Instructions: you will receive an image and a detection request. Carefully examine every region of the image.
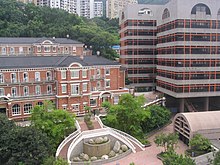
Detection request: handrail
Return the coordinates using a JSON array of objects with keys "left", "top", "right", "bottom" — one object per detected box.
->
[
  {"left": 55, "top": 120, "right": 81, "bottom": 157},
  {"left": 142, "top": 97, "right": 166, "bottom": 108},
  {"left": 96, "top": 116, "right": 145, "bottom": 151}
]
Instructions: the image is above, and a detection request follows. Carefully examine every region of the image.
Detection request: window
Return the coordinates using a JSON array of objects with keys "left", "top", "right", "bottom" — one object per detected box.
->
[
  {"left": 105, "top": 68, "right": 110, "bottom": 75},
  {"left": 71, "top": 84, "right": 79, "bottom": 95},
  {"left": 82, "top": 70, "right": 87, "bottom": 78},
  {"left": 11, "top": 73, "right": 17, "bottom": 83},
  {"left": 24, "top": 103, "right": 32, "bottom": 114},
  {"left": 37, "top": 102, "right": 43, "bottom": 106},
  {"left": 46, "top": 71, "right": 52, "bottom": 81},
  {"left": 83, "top": 102, "right": 88, "bottom": 109},
  {"left": 191, "top": 3, "right": 211, "bottom": 15},
  {"left": 10, "top": 47, "right": 14, "bottom": 54},
  {"left": 44, "top": 46, "right": 50, "bottom": 52},
  {"left": 61, "top": 84, "right": 67, "bottom": 93},
  {"left": 0, "top": 88, "right": 4, "bottom": 96},
  {"left": 19, "top": 47, "right": 23, "bottom": 54},
  {"left": 0, "top": 73, "right": 4, "bottom": 83},
  {"left": 114, "top": 95, "right": 119, "bottom": 104},
  {"left": 12, "top": 104, "right": 21, "bottom": 116},
  {"left": 11, "top": 87, "right": 17, "bottom": 97},
  {"left": 72, "top": 46, "right": 76, "bottom": 52},
  {"left": 35, "top": 72, "right": 40, "bottom": 81},
  {"left": 37, "top": 46, "right": 41, "bottom": 52},
  {"left": 90, "top": 98, "right": 97, "bottom": 107},
  {"left": 23, "top": 72, "right": 28, "bottom": 82},
  {"left": 105, "top": 79, "right": 110, "bottom": 88},
  {"left": 162, "top": 8, "right": 170, "bottom": 20},
  {"left": 52, "top": 46, "right": 56, "bottom": 52},
  {"left": 97, "top": 81, "right": 101, "bottom": 90},
  {"left": 35, "top": 85, "right": 41, "bottom": 95},
  {"left": 1, "top": 47, "right": 6, "bottom": 54},
  {"left": 61, "top": 70, "right": 66, "bottom": 79},
  {"left": 71, "top": 70, "right": 79, "bottom": 79},
  {"left": 72, "top": 104, "right": 79, "bottom": 111},
  {"left": 97, "top": 69, "right": 100, "bottom": 75},
  {"left": 83, "top": 83, "right": 87, "bottom": 92},
  {"left": 47, "top": 85, "right": 52, "bottom": 94},
  {"left": 23, "top": 86, "right": 29, "bottom": 96}
]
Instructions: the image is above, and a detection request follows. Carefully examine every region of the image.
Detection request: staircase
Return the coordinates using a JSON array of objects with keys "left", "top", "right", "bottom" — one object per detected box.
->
[{"left": 184, "top": 99, "right": 197, "bottom": 112}]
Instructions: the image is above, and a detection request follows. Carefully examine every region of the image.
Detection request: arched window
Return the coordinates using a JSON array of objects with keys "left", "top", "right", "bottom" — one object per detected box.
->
[
  {"left": 191, "top": 3, "right": 211, "bottom": 15},
  {"left": 12, "top": 104, "right": 21, "bottom": 116},
  {"left": 37, "top": 101, "right": 43, "bottom": 106},
  {"left": 24, "top": 103, "right": 33, "bottom": 114},
  {"left": 162, "top": 8, "right": 170, "bottom": 20}
]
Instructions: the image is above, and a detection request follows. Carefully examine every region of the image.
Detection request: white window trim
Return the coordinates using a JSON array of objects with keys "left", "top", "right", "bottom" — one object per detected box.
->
[
  {"left": 47, "top": 85, "right": 52, "bottom": 94},
  {"left": 105, "top": 79, "right": 110, "bottom": 88},
  {"left": 82, "top": 69, "right": 87, "bottom": 78},
  {"left": 0, "top": 88, "right": 4, "bottom": 96},
  {"left": 71, "top": 104, "right": 80, "bottom": 111},
  {"left": 44, "top": 46, "right": 50, "bottom": 52},
  {"left": 83, "top": 83, "right": 87, "bottom": 92},
  {"left": 11, "top": 73, "right": 17, "bottom": 83},
  {"left": 62, "top": 104, "right": 68, "bottom": 110},
  {"left": 23, "top": 86, "right": 29, "bottom": 96},
  {"left": 61, "top": 70, "right": 67, "bottom": 79},
  {"left": 105, "top": 68, "right": 110, "bottom": 75},
  {"left": 23, "top": 72, "right": 29, "bottom": 82},
  {"left": 37, "top": 46, "right": 41, "bottom": 52},
  {"left": 23, "top": 103, "right": 33, "bottom": 114},
  {"left": 35, "top": 85, "right": 41, "bottom": 95},
  {"left": 35, "top": 72, "right": 40, "bottom": 81},
  {"left": 90, "top": 98, "right": 97, "bottom": 107},
  {"left": 11, "top": 87, "right": 17, "bottom": 97},
  {"left": 71, "top": 84, "right": 80, "bottom": 95},
  {"left": 0, "top": 73, "right": 4, "bottom": 83},
  {"left": 61, "top": 84, "right": 67, "bottom": 94},
  {"left": 70, "top": 70, "right": 79, "bottom": 79},
  {"left": 12, "top": 104, "right": 21, "bottom": 116},
  {"left": 46, "top": 71, "right": 52, "bottom": 81}
]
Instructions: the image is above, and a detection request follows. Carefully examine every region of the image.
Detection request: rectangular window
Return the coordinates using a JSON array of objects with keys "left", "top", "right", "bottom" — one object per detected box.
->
[
  {"left": 23, "top": 86, "right": 29, "bottom": 96},
  {"left": 62, "top": 104, "right": 67, "bottom": 110},
  {"left": 37, "top": 46, "right": 41, "bottom": 52},
  {"left": 83, "top": 83, "right": 87, "bottom": 92},
  {"left": 105, "top": 68, "right": 110, "bottom": 75},
  {"left": 1, "top": 47, "right": 6, "bottom": 55},
  {"left": 10, "top": 47, "right": 14, "bottom": 54},
  {"left": 46, "top": 71, "right": 52, "bottom": 81},
  {"left": 82, "top": 70, "right": 87, "bottom": 78},
  {"left": 52, "top": 46, "right": 56, "bottom": 52},
  {"left": 71, "top": 70, "right": 79, "bottom": 79},
  {"left": 0, "top": 88, "right": 4, "bottom": 96},
  {"left": 72, "top": 46, "right": 76, "bottom": 52},
  {"left": 61, "top": 70, "right": 66, "bottom": 79},
  {"left": 35, "top": 72, "right": 40, "bottom": 81},
  {"left": 0, "top": 73, "right": 4, "bottom": 83},
  {"left": 71, "top": 84, "right": 79, "bottom": 95},
  {"left": 47, "top": 85, "right": 52, "bottom": 94},
  {"left": 11, "top": 73, "right": 17, "bottom": 83},
  {"left": 19, "top": 47, "right": 23, "bottom": 54},
  {"left": 35, "top": 85, "right": 41, "bottom": 95},
  {"left": 105, "top": 79, "right": 110, "bottom": 88},
  {"left": 11, "top": 87, "right": 17, "bottom": 97},
  {"left": 90, "top": 98, "right": 97, "bottom": 107},
  {"left": 61, "top": 84, "right": 67, "bottom": 93},
  {"left": 23, "top": 72, "right": 28, "bottom": 82},
  {"left": 44, "top": 46, "right": 50, "bottom": 52},
  {"left": 114, "top": 95, "right": 119, "bottom": 104}
]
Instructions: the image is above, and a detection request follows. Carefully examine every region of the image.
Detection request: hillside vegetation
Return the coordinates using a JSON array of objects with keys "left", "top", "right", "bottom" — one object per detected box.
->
[{"left": 0, "top": 0, "right": 119, "bottom": 59}]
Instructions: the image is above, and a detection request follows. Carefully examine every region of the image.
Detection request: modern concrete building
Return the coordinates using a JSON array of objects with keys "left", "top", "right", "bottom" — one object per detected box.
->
[
  {"left": 174, "top": 111, "right": 220, "bottom": 144},
  {"left": 119, "top": 4, "right": 158, "bottom": 92},
  {"left": 94, "top": 0, "right": 103, "bottom": 17},
  {"left": 120, "top": 0, "right": 220, "bottom": 111},
  {"left": 0, "top": 55, "right": 128, "bottom": 120},
  {"left": 106, "top": 0, "right": 138, "bottom": 19}
]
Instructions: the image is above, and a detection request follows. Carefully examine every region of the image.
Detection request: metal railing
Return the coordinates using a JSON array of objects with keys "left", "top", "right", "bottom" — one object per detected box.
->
[{"left": 0, "top": 78, "right": 54, "bottom": 85}]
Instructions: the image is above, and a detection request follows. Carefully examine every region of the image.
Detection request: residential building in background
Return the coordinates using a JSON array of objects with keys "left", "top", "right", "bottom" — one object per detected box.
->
[
  {"left": 120, "top": 0, "right": 220, "bottom": 112},
  {"left": 0, "top": 37, "right": 85, "bottom": 56},
  {"left": 94, "top": 0, "right": 103, "bottom": 17},
  {"left": 0, "top": 56, "right": 128, "bottom": 120},
  {"left": 106, "top": 0, "right": 138, "bottom": 19}
]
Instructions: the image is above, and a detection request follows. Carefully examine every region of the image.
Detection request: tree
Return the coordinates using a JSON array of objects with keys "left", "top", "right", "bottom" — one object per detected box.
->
[
  {"left": 31, "top": 102, "right": 76, "bottom": 150},
  {"left": 162, "top": 151, "right": 196, "bottom": 165},
  {"left": 154, "top": 133, "right": 179, "bottom": 152},
  {"left": 101, "top": 101, "right": 111, "bottom": 112},
  {"left": 189, "top": 134, "right": 211, "bottom": 152},
  {"left": 142, "top": 105, "right": 171, "bottom": 132},
  {"left": 104, "top": 94, "right": 150, "bottom": 141},
  {"left": 214, "top": 151, "right": 220, "bottom": 165},
  {"left": 0, "top": 114, "right": 52, "bottom": 165},
  {"left": 43, "top": 156, "right": 68, "bottom": 165}
]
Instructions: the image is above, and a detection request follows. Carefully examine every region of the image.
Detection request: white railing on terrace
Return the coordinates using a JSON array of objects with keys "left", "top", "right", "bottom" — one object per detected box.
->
[
  {"left": 142, "top": 97, "right": 166, "bottom": 108},
  {"left": 67, "top": 128, "right": 137, "bottom": 163},
  {"left": 55, "top": 120, "right": 81, "bottom": 157},
  {"left": 95, "top": 116, "right": 145, "bottom": 151}
]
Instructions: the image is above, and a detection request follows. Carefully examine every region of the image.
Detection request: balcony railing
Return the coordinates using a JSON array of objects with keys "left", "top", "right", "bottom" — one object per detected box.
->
[
  {"left": 90, "top": 75, "right": 106, "bottom": 81},
  {"left": 0, "top": 78, "right": 54, "bottom": 85},
  {"left": 10, "top": 92, "right": 55, "bottom": 99}
]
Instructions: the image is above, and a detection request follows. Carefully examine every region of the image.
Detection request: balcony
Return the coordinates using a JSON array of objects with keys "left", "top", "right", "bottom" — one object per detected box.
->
[
  {"left": 0, "top": 78, "right": 54, "bottom": 85},
  {"left": 10, "top": 92, "right": 55, "bottom": 99}
]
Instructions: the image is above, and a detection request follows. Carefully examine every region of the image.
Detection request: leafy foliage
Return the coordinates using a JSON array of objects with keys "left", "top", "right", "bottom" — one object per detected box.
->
[
  {"left": 43, "top": 156, "right": 68, "bottom": 165},
  {"left": 142, "top": 105, "right": 171, "bottom": 133},
  {"left": 31, "top": 101, "right": 76, "bottom": 150},
  {"left": 103, "top": 94, "right": 150, "bottom": 142},
  {"left": 214, "top": 151, "right": 220, "bottom": 165},
  {"left": 162, "top": 151, "right": 196, "bottom": 165},
  {"left": 0, "top": 0, "right": 119, "bottom": 59},
  {"left": 189, "top": 134, "right": 211, "bottom": 152},
  {"left": 154, "top": 133, "right": 179, "bottom": 152},
  {"left": 0, "top": 114, "right": 52, "bottom": 165}
]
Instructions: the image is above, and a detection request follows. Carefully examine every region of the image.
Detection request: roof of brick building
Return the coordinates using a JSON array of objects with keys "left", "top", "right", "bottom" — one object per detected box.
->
[
  {"left": 0, "top": 37, "right": 82, "bottom": 44},
  {"left": 0, "top": 55, "right": 120, "bottom": 69}
]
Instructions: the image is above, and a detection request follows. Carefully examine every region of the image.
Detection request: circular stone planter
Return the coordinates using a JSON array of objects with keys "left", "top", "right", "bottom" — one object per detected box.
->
[{"left": 83, "top": 140, "right": 111, "bottom": 157}]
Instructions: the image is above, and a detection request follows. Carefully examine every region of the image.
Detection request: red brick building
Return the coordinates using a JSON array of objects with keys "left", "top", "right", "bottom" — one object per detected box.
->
[
  {"left": 0, "top": 37, "right": 85, "bottom": 56},
  {"left": 0, "top": 56, "right": 128, "bottom": 120}
]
